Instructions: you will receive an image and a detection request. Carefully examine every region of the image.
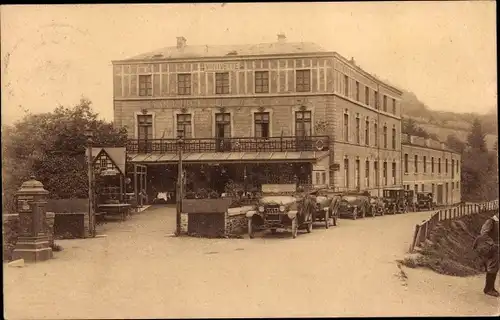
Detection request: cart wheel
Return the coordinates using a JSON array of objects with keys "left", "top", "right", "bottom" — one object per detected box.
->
[
  {"left": 325, "top": 210, "right": 330, "bottom": 229},
  {"left": 248, "top": 220, "right": 254, "bottom": 239},
  {"left": 271, "top": 228, "right": 277, "bottom": 234},
  {"left": 291, "top": 219, "right": 298, "bottom": 238}
]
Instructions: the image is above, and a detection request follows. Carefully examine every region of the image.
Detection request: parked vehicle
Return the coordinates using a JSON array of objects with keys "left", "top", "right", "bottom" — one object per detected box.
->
[
  {"left": 404, "top": 189, "right": 416, "bottom": 212},
  {"left": 416, "top": 192, "right": 434, "bottom": 211},
  {"left": 246, "top": 184, "right": 315, "bottom": 239},
  {"left": 337, "top": 193, "right": 370, "bottom": 220},
  {"left": 369, "top": 196, "right": 385, "bottom": 217},
  {"left": 382, "top": 188, "right": 406, "bottom": 214},
  {"left": 310, "top": 189, "right": 342, "bottom": 228}
]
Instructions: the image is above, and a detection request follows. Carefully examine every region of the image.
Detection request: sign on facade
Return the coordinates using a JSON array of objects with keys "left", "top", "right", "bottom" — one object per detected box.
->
[{"left": 200, "top": 62, "right": 240, "bottom": 71}]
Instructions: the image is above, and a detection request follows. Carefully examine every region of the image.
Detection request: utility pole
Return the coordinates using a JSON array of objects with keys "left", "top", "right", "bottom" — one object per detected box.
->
[
  {"left": 176, "top": 129, "right": 184, "bottom": 236},
  {"left": 85, "top": 128, "right": 95, "bottom": 237}
]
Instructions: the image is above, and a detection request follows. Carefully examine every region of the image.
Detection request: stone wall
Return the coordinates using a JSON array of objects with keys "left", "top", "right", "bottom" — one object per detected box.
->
[
  {"left": 179, "top": 205, "right": 252, "bottom": 237},
  {"left": 3, "top": 214, "right": 20, "bottom": 261},
  {"left": 54, "top": 213, "right": 87, "bottom": 239},
  {"left": 225, "top": 205, "right": 253, "bottom": 236},
  {"left": 46, "top": 199, "right": 91, "bottom": 238},
  {"left": 180, "top": 212, "right": 188, "bottom": 234},
  {"left": 226, "top": 214, "right": 247, "bottom": 236}
]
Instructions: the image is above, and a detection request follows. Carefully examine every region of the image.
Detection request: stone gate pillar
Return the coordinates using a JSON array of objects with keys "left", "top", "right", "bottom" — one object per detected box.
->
[{"left": 12, "top": 176, "right": 53, "bottom": 262}]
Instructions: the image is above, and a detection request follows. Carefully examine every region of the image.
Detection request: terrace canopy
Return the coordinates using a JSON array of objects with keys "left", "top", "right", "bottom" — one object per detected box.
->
[{"left": 127, "top": 151, "right": 329, "bottom": 164}]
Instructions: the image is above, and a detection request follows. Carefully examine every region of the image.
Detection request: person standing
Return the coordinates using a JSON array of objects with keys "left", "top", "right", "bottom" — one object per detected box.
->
[{"left": 473, "top": 212, "right": 499, "bottom": 297}]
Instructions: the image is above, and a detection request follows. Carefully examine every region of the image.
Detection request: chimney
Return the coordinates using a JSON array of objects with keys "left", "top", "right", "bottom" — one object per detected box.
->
[
  {"left": 277, "top": 33, "right": 286, "bottom": 44},
  {"left": 440, "top": 142, "right": 446, "bottom": 150},
  {"left": 409, "top": 135, "right": 415, "bottom": 144},
  {"left": 425, "top": 138, "right": 431, "bottom": 147},
  {"left": 350, "top": 57, "right": 356, "bottom": 65},
  {"left": 176, "top": 36, "right": 187, "bottom": 49}
]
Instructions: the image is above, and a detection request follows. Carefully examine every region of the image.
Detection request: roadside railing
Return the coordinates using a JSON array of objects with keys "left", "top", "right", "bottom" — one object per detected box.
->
[{"left": 409, "top": 199, "right": 499, "bottom": 253}]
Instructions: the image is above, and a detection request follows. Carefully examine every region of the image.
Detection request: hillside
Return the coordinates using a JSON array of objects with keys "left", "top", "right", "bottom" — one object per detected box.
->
[{"left": 401, "top": 90, "right": 498, "bottom": 149}]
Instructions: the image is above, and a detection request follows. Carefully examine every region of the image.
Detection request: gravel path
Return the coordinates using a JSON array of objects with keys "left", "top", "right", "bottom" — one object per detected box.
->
[{"left": 4, "top": 205, "right": 499, "bottom": 318}]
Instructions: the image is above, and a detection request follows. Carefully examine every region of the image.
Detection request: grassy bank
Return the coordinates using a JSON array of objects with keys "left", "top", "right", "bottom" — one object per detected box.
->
[{"left": 400, "top": 210, "right": 498, "bottom": 277}]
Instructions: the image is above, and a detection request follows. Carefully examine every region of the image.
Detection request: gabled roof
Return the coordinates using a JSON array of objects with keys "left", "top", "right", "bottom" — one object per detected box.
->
[
  {"left": 123, "top": 42, "right": 327, "bottom": 61},
  {"left": 86, "top": 147, "right": 126, "bottom": 175}
]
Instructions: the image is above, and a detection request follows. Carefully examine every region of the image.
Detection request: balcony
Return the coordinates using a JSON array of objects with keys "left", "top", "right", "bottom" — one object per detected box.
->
[{"left": 127, "top": 136, "right": 330, "bottom": 154}]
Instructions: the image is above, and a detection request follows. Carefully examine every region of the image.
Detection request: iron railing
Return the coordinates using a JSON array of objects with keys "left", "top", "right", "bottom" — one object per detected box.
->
[{"left": 126, "top": 136, "right": 330, "bottom": 153}]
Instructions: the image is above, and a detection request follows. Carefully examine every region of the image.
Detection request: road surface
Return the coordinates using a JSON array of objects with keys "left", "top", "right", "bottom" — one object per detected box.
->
[{"left": 4, "top": 205, "right": 499, "bottom": 318}]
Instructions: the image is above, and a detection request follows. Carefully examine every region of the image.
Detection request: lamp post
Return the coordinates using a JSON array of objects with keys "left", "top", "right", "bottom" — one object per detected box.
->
[
  {"left": 84, "top": 128, "right": 95, "bottom": 238},
  {"left": 176, "top": 128, "right": 184, "bottom": 236}
]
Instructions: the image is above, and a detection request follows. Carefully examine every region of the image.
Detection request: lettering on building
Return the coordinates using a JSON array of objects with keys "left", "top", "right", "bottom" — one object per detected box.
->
[{"left": 200, "top": 62, "right": 240, "bottom": 71}]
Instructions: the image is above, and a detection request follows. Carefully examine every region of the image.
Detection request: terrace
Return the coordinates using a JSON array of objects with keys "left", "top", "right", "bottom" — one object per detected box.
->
[{"left": 126, "top": 135, "right": 330, "bottom": 154}]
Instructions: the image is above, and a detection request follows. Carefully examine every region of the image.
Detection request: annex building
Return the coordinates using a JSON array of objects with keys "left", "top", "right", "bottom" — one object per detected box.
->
[{"left": 112, "top": 34, "right": 461, "bottom": 205}]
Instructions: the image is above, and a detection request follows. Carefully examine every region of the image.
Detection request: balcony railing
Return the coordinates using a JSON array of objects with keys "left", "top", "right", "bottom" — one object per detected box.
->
[{"left": 127, "top": 136, "right": 330, "bottom": 153}]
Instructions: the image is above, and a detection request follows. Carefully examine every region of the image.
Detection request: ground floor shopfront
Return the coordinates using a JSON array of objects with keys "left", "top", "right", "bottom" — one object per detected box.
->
[{"left": 128, "top": 150, "right": 331, "bottom": 201}]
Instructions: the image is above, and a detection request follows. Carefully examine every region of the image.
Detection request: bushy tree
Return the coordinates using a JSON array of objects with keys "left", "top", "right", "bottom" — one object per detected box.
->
[
  {"left": 461, "top": 118, "right": 498, "bottom": 201},
  {"left": 466, "top": 118, "right": 488, "bottom": 152},
  {"left": 402, "top": 117, "right": 439, "bottom": 140},
  {"left": 2, "top": 99, "right": 127, "bottom": 213},
  {"left": 446, "top": 134, "right": 466, "bottom": 154}
]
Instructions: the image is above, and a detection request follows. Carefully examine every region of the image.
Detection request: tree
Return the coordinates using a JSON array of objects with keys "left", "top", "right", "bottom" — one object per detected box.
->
[
  {"left": 2, "top": 99, "right": 128, "bottom": 212},
  {"left": 446, "top": 134, "right": 466, "bottom": 154},
  {"left": 460, "top": 118, "right": 498, "bottom": 201},
  {"left": 402, "top": 117, "right": 435, "bottom": 139},
  {"left": 466, "top": 118, "right": 487, "bottom": 152}
]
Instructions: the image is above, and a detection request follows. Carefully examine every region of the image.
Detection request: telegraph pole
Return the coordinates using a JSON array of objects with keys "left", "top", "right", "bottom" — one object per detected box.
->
[
  {"left": 176, "top": 129, "right": 184, "bottom": 235},
  {"left": 85, "top": 129, "right": 95, "bottom": 237}
]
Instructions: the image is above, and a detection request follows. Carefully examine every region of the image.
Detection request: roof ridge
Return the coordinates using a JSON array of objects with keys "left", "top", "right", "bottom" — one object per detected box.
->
[{"left": 124, "top": 41, "right": 327, "bottom": 61}]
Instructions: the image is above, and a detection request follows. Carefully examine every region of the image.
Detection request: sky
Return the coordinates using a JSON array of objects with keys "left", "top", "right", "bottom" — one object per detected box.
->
[{"left": 1, "top": 2, "right": 497, "bottom": 126}]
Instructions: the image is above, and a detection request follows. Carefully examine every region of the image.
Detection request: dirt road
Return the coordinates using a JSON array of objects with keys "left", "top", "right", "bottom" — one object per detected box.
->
[{"left": 4, "top": 206, "right": 499, "bottom": 318}]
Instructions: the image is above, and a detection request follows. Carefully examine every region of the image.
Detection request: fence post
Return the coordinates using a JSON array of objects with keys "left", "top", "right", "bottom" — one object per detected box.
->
[
  {"left": 423, "top": 222, "right": 428, "bottom": 241},
  {"left": 410, "top": 224, "right": 421, "bottom": 252}
]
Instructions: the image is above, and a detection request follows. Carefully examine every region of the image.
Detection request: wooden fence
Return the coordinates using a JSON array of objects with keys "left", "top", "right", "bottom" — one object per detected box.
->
[{"left": 409, "top": 199, "right": 499, "bottom": 253}]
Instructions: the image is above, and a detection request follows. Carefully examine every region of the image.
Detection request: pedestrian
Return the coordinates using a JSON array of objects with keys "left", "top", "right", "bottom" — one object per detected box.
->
[{"left": 473, "top": 212, "right": 499, "bottom": 297}]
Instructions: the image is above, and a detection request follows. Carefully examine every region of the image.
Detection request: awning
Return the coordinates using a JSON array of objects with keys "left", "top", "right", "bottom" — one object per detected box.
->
[{"left": 128, "top": 151, "right": 329, "bottom": 164}]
